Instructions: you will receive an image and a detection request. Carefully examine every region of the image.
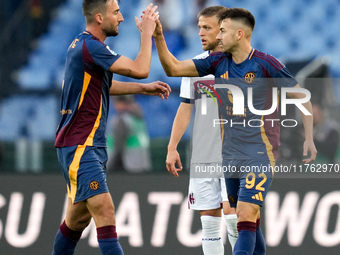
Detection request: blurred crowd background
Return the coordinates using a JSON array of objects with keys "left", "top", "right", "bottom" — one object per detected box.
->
[{"left": 0, "top": 0, "right": 339, "bottom": 173}]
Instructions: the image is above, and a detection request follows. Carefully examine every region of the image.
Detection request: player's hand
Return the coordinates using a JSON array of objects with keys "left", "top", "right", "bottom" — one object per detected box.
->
[
  {"left": 302, "top": 139, "right": 317, "bottom": 163},
  {"left": 135, "top": 3, "right": 159, "bottom": 36},
  {"left": 166, "top": 148, "right": 183, "bottom": 177},
  {"left": 153, "top": 19, "right": 163, "bottom": 38},
  {"left": 141, "top": 81, "right": 171, "bottom": 100}
]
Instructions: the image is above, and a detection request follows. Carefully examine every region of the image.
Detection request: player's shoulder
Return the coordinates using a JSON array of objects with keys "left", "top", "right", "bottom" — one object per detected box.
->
[
  {"left": 193, "top": 51, "right": 229, "bottom": 60},
  {"left": 84, "top": 33, "right": 119, "bottom": 56},
  {"left": 210, "top": 51, "right": 230, "bottom": 58},
  {"left": 251, "top": 49, "right": 284, "bottom": 71},
  {"left": 193, "top": 51, "right": 209, "bottom": 60},
  {"left": 82, "top": 31, "right": 106, "bottom": 48},
  {"left": 210, "top": 51, "right": 231, "bottom": 64}
]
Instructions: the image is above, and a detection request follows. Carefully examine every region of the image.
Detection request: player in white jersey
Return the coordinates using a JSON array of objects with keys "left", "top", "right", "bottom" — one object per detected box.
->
[{"left": 165, "top": 6, "right": 238, "bottom": 254}]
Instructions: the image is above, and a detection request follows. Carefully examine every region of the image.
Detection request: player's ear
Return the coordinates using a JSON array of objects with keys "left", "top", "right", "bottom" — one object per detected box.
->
[
  {"left": 94, "top": 13, "right": 104, "bottom": 24},
  {"left": 236, "top": 29, "right": 243, "bottom": 40}
]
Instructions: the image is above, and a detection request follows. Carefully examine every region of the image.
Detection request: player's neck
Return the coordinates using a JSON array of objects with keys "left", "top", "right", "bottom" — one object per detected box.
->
[
  {"left": 210, "top": 47, "right": 220, "bottom": 53},
  {"left": 85, "top": 25, "right": 107, "bottom": 43},
  {"left": 231, "top": 44, "right": 252, "bottom": 64}
]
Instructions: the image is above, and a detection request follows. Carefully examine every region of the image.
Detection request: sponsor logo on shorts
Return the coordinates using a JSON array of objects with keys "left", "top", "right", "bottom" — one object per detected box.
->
[
  {"left": 90, "top": 180, "right": 99, "bottom": 190},
  {"left": 188, "top": 193, "right": 195, "bottom": 204},
  {"left": 228, "top": 194, "right": 235, "bottom": 204},
  {"left": 202, "top": 237, "right": 222, "bottom": 241},
  {"left": 252, "top": 192, "right": 264, "bottom": 201}
]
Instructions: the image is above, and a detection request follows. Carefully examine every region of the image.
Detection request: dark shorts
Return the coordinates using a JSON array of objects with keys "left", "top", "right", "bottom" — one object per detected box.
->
[
  {"left": 223, "top": 159, "right": 274, "bottom": 207},
  {"left": 57, "top": 145, "right": 109, "bottom": 204}
]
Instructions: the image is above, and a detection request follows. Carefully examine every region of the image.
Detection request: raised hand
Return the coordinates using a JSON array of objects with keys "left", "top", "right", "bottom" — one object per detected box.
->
[
  {"left": 135, "top": 3, "right": 159, "bottom": 35},
  {"left": 153, "top": 19, "right": 163, "bottom": 38}
]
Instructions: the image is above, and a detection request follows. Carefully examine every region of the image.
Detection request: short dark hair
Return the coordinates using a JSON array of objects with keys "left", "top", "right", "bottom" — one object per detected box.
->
[
  {"left": 197, "top": 6, "right": 228, "bottom": 22},
  {"left": 219, "top": 8, "right": 255, "bottom": 31},
  {"left": 82, "top": 0, "right": 119, "bottom": 22}
]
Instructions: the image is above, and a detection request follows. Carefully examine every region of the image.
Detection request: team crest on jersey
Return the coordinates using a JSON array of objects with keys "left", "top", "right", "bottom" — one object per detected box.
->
[
  {"left": 194, "top": 80, "right": 215, "bottom": 94},
  {"left": 189, "top": 193, "right": 195, "bottom": 204},
  {"left": 193, "top": 80, "right": 222, "bottom": 106},
  {"left": 244, "top": 72, "right": 255, "bottom": 84},
  {"left": 90, "top": 180, "right": 100, "bottom": 190}
]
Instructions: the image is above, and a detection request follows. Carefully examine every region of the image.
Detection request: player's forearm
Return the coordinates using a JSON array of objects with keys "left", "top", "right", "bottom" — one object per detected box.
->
[
  {"left": 133, "top": 32, "right": 153, "bottom": 78},
  {"left": 110, "top": 81, "right": 145, "bottom": 95},
  {"left": 168, "top": 103, "right": 191, "bottom": 150}
]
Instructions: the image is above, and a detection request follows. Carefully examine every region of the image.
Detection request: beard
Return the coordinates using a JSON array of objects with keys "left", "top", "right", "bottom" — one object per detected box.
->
[
  {"left": 203, "top": 40, "right": 220, "bottom": 51},
  {"left": 103, "top": 25, "right": 119, "bottom": 37},
  {"left": 106, "top": 31, "right": 118, "bottom": 37}
]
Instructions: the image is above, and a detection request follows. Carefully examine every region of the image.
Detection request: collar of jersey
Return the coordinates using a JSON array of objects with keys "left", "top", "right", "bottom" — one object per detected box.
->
[{"left": 231, "top": 48, "right": 254, "bottom": 68}]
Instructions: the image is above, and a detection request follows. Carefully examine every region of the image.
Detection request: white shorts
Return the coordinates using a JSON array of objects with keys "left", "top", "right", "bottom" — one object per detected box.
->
[{"left": 188, "top": 163, "right": 228, "bottom": 210}]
